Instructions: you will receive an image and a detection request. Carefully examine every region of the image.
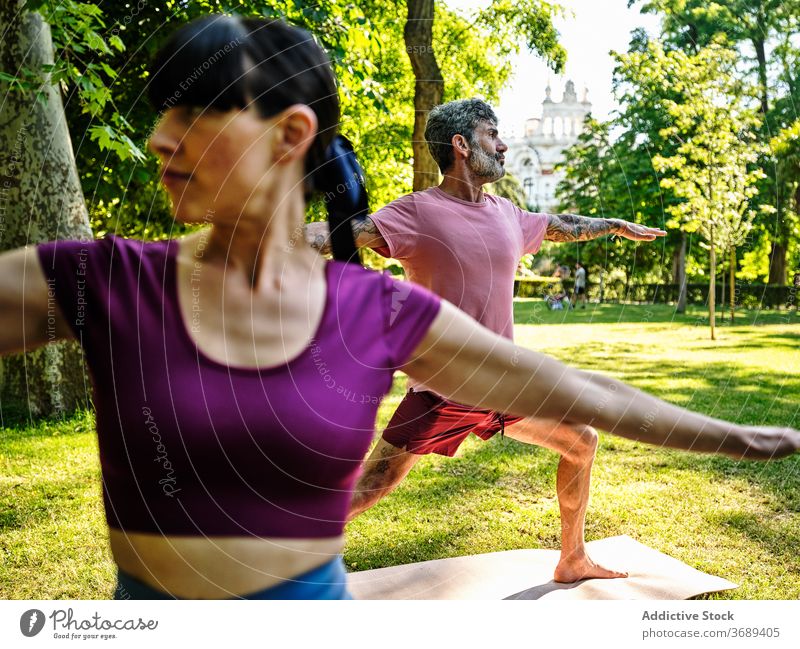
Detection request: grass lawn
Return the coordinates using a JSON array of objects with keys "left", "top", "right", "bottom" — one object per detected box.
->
[{"left": 1, "top": 302, "right": 798, "bottom": 599}]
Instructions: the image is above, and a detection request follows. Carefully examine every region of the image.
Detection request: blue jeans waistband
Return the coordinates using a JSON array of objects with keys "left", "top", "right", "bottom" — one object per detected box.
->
[{"left": 114, "top": 555, "right": 351, "bottom": 600}]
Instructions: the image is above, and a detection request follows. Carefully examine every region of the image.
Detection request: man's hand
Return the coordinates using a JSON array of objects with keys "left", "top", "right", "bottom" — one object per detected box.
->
[{"left": 611, "top": 219, "right": 667, "bottom": 242}]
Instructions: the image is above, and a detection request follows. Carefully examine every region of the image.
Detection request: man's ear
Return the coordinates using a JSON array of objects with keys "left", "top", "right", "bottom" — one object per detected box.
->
[
  {"left": 272, "top": 104, "right": 318, "bottom": 165},
  {"left": 451, "top": 133, "right": 470, "bottom": 162}
]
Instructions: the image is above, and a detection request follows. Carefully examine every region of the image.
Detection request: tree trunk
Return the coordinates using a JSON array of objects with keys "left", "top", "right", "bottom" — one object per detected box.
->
[
  {"left": 753, "top": 36, "right": 769, "bottom": 116},
  {"left": 0, "top": 3, "right": 91, "bottom": 421},
  {"left": 764, "top": 178, "right": 794, "bottom": 286},
  {"left": 674, "top": 231, "right": 688, "bottom": 313},
  {"left": 767, "top": 181, "right": 800, "bottom": 286},
  {"left": 405, "top": 0, "right": 444, "bottom": 191},
  {"left": 729, "top": 245, "right": 736, "bottom": 324},
  {"left": 720, "top": 255, "right": 725, "bottom": 318},
  {"left": 709, "top": 226, "right": 716, "bottom": 341},
  {"left": 768, "top": 241, "right": 787, "bottom": 285}
]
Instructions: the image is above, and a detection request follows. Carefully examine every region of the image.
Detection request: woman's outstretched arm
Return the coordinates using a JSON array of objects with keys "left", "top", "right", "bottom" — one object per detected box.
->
[
  {"left": 402, "top": 300, "right": 800, "bottom": 460},
  {"left": 0, "top": 247, "right": 72, "bottom": 355}
]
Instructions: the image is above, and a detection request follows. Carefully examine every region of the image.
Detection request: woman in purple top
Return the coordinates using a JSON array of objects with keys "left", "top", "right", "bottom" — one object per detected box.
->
[{"left": 0, "top": 15, "right": 798, "bottom": 600}]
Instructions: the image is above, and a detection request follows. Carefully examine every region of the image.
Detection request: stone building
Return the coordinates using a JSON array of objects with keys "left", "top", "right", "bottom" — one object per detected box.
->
[{"left": 503, "top": 80, "right": 591, "bottom": 213}]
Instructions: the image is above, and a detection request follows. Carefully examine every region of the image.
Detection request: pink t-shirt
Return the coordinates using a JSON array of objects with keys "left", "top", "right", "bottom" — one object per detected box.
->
[{"left": 371, "top": 186, "right": 548, "bottom": 341}]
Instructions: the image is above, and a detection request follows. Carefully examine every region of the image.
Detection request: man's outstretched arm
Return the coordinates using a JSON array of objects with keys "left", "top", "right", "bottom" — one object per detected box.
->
[
  {"left": 545, "top": 213, "right": 666, "bottom": 242},
  {"left": 304, "top": 216, "right": 387, "bottom": 255}
]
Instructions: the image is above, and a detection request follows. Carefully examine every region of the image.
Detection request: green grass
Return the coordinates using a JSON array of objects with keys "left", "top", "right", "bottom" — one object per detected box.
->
[
  {"left": 0, "top": 411, "right": 115, "bottom": 599},
  {"left": 1, "top": 302, "right": 798, "bottom": 599}
]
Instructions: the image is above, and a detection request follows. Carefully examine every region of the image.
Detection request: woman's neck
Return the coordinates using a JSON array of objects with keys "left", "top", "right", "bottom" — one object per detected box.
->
[{"left": 197, "top": 194, "right": 315, "bottom": 292}]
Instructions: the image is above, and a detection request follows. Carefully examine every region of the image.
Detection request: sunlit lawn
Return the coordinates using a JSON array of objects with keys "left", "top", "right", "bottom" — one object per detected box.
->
[{"left": 2, "top": 302, "right": 798, "bottom": 599}]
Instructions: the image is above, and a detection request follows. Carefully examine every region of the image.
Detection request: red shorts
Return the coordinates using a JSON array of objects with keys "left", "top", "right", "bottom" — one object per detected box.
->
[{"left": 382, "top": 390, "right": 523, "bottom": 457}]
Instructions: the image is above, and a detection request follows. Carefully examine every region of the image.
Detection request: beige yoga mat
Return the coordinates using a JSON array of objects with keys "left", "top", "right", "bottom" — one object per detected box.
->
[{"left": 347, "top": 535, "right": 737, "bottom": 600}]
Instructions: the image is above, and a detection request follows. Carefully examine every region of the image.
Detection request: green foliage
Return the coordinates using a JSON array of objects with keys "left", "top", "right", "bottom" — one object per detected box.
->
[
  {"left": 6, "top": 1, "right": 566, "bottom": 243},
  {"left": 636, "top": 42, "right": 764, "bottom": 251},
  {"left": 556, "top": 117, "right": 678, "bottom": 284},
  {"left": 557, "top": 3, "right": 800, "bottom": 287},
  {"left": 472, "top": 0, "right": 567, "bottom": 72},
  {"left": 767, "top": 105, "right": 800, "bottom": 280},
  {"left": 618, "top": 41, "right": 766, "bottom": 334},
  {"left": 630, "top": 0, "right": 800, "bottom": 281},
  {"left": 738, "top": 227, "right": 772, "bottom": 280},
  {"left": 23, "top": 0, "right": 146, "bottom": 163}
]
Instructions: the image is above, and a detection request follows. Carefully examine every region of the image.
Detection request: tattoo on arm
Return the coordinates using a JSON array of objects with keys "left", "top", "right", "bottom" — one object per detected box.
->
[
  {"left": 545, "top": 213, "right": 623, "bottom": 242},
  {"left": 313, "top": 232, "right": 332, "bottom": 255},
  {"left": 304, "top": 222, "right": 333, "bottom": 255},
  {"left": 304, "top": 216, "right": 379, "bottom": 256},
  {"left": 352, "top": 216, "right": 379, "bottom": 244}
]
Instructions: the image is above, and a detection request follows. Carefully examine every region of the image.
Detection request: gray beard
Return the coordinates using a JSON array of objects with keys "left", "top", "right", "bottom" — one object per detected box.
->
[{"left": 468, "top": 144, "right": 504, "bottom": 181}]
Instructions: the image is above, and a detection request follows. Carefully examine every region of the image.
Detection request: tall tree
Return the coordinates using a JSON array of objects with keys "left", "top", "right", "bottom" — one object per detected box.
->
[
  {"left": 405, "top": 0, "right": 444, "bottom": 191},
  {"left": 48, "top": 1, "right": 564, "bottom": 236},
  {"left": 632, "top": 0, "right": 800, "bottom": 284},
  {"left": 0, "top": 1, "right": 92, "bottom": 420},
  {"left": 557, "top": 32, "right": 689, "bottom": 309},
  {"left": 764, "top": 24, "right": 800, "bottom": 286},
  {"left": 404, "top": 0, "right": 566, "bottom": 191},
  {"left": 556, "top": 122, "right": 676, "bottom": 301},
  {"left": 648, "top": 43, "right": 763, "bottom": 338},
  {"left": 632, "top": 0, "right": 793, "bottom": 113}
]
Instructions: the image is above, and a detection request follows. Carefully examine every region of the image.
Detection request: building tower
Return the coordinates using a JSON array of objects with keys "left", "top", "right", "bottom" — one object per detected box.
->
[{"left": 504, "top": 80, "right": 591, "bottom": 212}]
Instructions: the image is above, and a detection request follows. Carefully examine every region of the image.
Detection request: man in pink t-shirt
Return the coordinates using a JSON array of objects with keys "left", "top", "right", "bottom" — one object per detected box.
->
[{"left": 307, "top": 99, "right": 665, "bottom": 582}]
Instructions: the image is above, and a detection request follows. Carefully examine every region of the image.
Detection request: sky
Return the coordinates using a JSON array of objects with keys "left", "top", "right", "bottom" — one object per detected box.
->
[{"left": 444, "top": 0, "right": 662, "bottom": 136}]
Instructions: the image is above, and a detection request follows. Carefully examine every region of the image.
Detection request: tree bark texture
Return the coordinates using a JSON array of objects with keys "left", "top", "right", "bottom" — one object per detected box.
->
[
  {"left": 405, "top": 0, "right": 444, "bottom": 191},
  {"left": 766, "top": 181, "right": 799, "bottom": 286},
  {"left": 0, "top": 3, "right": 91, "bottom": 420},
  {"left": 673, "top": 231, "right": 688, "bottom": 313},
  {"left": 768, "top": 241, "right": 788, "bottom": 286}
]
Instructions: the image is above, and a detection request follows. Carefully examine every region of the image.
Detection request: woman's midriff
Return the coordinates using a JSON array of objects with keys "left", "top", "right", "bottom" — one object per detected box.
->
[{"left": 109, "top": 528, "right": 345, "bottom": 599}]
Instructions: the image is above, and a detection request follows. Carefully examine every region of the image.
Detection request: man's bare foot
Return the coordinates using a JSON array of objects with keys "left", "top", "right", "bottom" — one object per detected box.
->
[{"left": 554, "top": 554, "right": 628, "bottom": 583}]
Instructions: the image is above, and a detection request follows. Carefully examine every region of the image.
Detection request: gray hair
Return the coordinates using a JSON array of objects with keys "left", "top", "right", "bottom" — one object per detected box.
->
[{"left": 424, "top": 98, "right": 498, "bottom": 172}]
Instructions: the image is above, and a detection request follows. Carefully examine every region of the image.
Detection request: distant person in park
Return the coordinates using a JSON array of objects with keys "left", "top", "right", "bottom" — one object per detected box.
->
[
  {"left": 306, "top": 98, "right": 676, "bottom": 582},
  {"left": 1, "top": 16, "right": 798, "bottom": 600},
  {"left": 572, "top": 260, "right": 587, "bottom": 309}
]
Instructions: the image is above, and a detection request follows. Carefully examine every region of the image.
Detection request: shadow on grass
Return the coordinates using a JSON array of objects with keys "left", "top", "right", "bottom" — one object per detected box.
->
[
  {"left": 690, "top": 331, "right": 800, "bottom": 351},
  {"left": 0, "top": 469, "right": 101, "bottom": 533},
  {"left": 549, "top": 350, "right": 800, "bottom": 514},
  {"left": 709, "top": 512, "right": 800, "bottom": 567},
  {"left": 669, "top": 453, "right": 800, "bottom": 513},
  {"left": 544, "top": 342, "right": 799, "bottom": 417},
  {"left": 0, "top": 407, "right": 94, "bottom": 439},
  {"left": 349, "top": 350, "right": 799, "bottom": 573},
  {"left": 513, "top": 301, "right": 800, "bottom": 327}
]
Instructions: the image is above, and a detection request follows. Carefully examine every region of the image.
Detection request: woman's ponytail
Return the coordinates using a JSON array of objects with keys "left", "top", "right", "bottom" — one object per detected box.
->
[{"left": 313, "top": 135, "right": 369, "bottom": 264}]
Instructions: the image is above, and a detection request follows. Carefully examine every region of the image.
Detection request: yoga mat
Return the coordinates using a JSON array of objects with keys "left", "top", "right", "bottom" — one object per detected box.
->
[{"left": 347, "top": 535, "right": 737, "bottom": 600}]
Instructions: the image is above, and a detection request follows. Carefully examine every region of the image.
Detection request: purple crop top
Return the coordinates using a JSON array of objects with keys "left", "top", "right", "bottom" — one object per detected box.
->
[{"left": 37, "top": 236, "right": 440, "bottom": 538}]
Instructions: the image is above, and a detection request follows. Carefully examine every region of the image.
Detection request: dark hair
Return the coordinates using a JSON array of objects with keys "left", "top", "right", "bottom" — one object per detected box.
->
[
  {"left": 148, "top": 14, "right": 339, "bottom": 195},
  {"left": 424, "top": 98, "right": 498, "bottom": 172}
]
